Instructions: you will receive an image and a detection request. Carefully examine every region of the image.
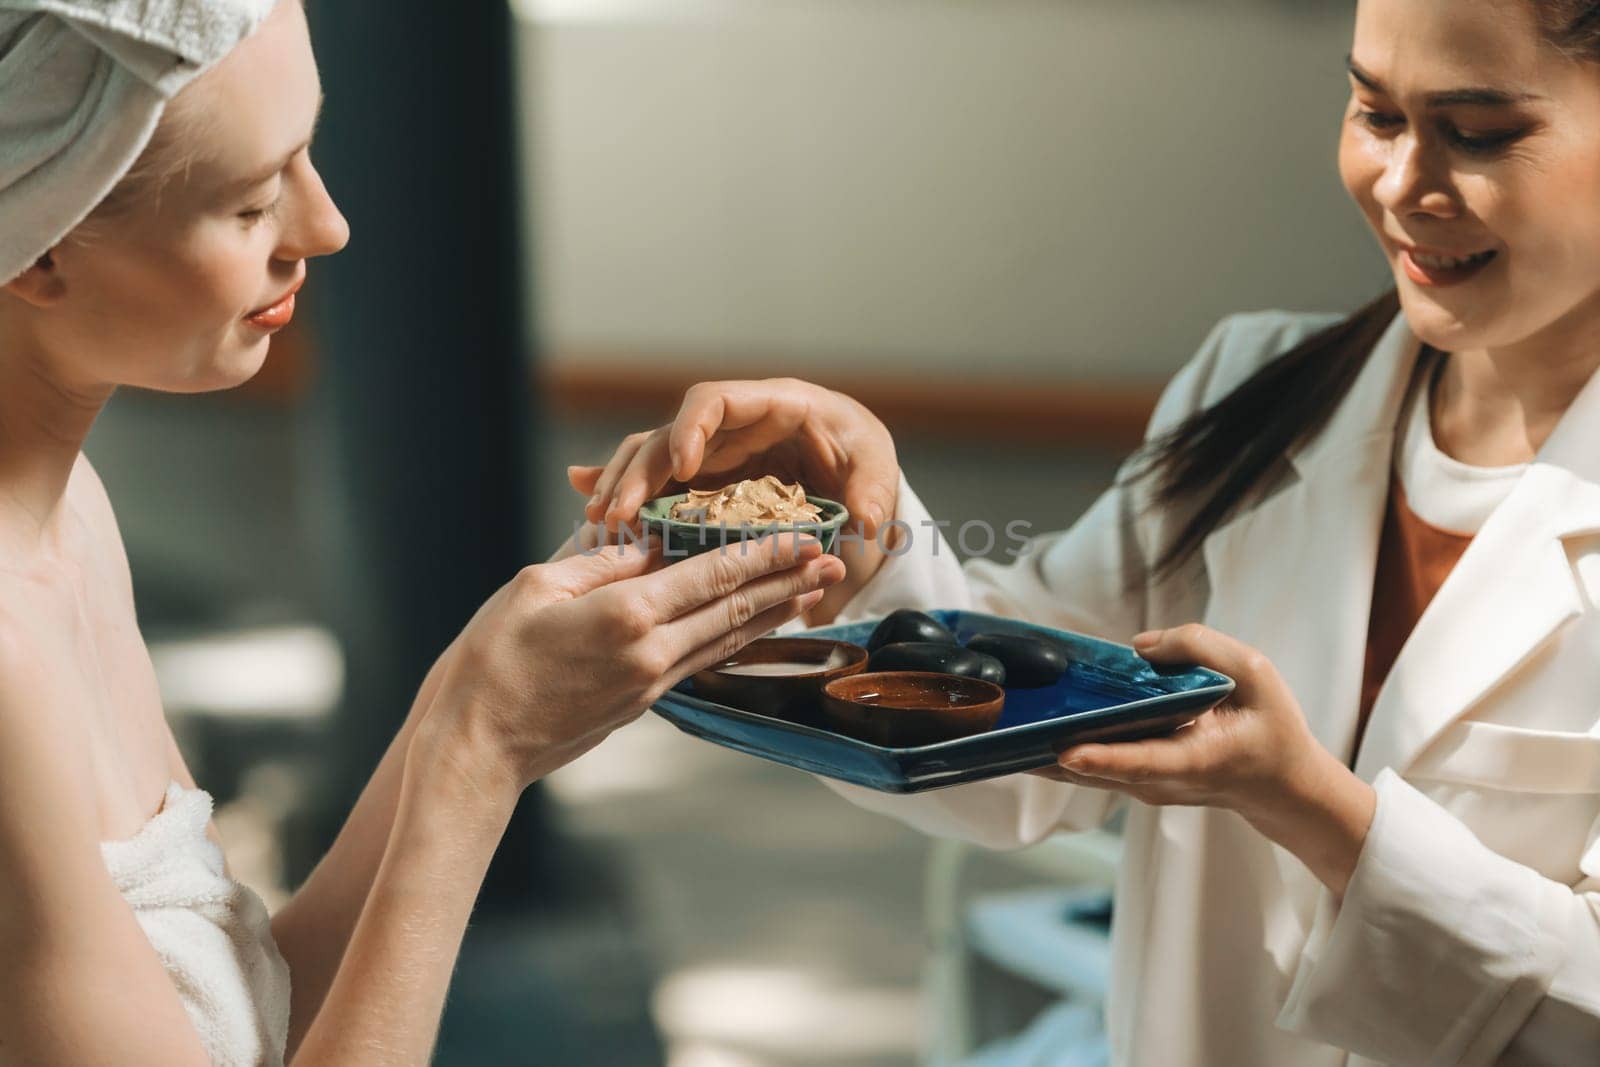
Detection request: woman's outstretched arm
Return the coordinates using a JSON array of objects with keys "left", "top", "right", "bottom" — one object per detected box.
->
[
  {"left": 2, "top": 533, "right": 841, "bottom": 1065},
  {"left": 284, "top": 535, "right": 840, "bottom": 1063},
  {"left": 281, "top": 724, "right": 514, "bottom": 1064},
  {"left": 267, "top": 635, "right": 455, "bottom": 1056}
]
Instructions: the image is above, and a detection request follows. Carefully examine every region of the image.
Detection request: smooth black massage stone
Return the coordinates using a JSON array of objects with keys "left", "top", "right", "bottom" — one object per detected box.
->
[
  {"left": 865, "top": 609, "right": 958, "bottom": 653},
  {"left": 867, "top": 641, "right": 1007, "bottom": 686},
  {"left": 965, "top": 633, "right": 1070, "bottom": 688}
]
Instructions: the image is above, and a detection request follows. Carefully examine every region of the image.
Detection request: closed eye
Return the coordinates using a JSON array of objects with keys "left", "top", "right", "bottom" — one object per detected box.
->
[
  {"left": 238, "top": 200, "right": 280, "bottom": 226},
  {"left": 1351, "top": 107, "right": 1528, "bottom": 157},
  {"left": 1353, "top": 108, "right": 1404, "bottom": 132}
]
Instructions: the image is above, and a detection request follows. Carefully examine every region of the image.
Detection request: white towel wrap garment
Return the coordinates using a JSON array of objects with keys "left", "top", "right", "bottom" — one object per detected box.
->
[{"left": 101, "top": 781, "right": 292, "bottom": 1067}]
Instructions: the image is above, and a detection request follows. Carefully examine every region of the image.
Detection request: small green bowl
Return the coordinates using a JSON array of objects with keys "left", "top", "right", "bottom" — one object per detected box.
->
[{"left": 639, "top": 492, "right": 850, "bottom": 559}]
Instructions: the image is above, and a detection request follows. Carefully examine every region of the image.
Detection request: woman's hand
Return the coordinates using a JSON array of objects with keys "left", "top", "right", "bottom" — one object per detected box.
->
[
  {"left": 570, "top": 378, "right": 900, "bottom": 542},
  {"left": 1046, "top": 624, "right": 1377, "bottom": 896},
  {"left": 567, "top": 379, "right": 902, "bottom": 625},
  {"left": 412, "top": 533, "right": 845, "bottom": 805}
]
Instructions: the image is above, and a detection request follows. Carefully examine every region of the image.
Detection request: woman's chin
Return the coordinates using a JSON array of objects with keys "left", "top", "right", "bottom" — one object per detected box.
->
[
  {"left": 1396, "top": 286, "right": 1494, "bottom": 354},
  {"left": 150, "top": 337, "right": 274, "bottom": 395}
]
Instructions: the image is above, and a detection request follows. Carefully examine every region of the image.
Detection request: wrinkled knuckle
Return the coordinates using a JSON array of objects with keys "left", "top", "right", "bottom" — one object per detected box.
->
[
  {"left": 1177, "top": 622, "right": 1206, "bottom": 644},
  {"left": 641, "top": 646, "right": 676, "bottom": 685},
  {"left": 723, "top": 588, "right": 756, "bottom": 630},
  {"left": 613, "top": 594, "right": 657, "bottom": 642},
  {"left": 616, "top": 647, "right": 653, "bottom": 685},
  {"left": 511, "top": 565, "right": 559, "bottom": 610},
  {"left": 709, "top": 552, "right": 750, "bottom": 598},
  {"left": 513, "top": 563, "right": 549, "bottom": 596}
]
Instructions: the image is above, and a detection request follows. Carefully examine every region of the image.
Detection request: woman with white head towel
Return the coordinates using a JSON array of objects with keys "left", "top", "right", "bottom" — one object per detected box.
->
[{"left": 0, "top": 3, "right": 845, "bottom": 1063}]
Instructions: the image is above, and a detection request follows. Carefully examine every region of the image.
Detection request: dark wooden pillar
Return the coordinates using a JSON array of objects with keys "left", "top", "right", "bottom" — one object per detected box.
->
[{"left": 298, "top": 0, "right": 552, "bottom": 910}]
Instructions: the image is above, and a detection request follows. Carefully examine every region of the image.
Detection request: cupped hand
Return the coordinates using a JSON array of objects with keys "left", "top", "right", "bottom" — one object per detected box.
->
[
  {"left": 567, "top": 378, "right": 900, "bottom": 542},
  {"left": 1033, "top": 623, "right": 1376, "bottom": 894},
  {"left": 414, "top": 533, "right": 846, "bottom": 800},
  {"left": 1036, "top": 625, "right": 1322, "bottom": 816}
]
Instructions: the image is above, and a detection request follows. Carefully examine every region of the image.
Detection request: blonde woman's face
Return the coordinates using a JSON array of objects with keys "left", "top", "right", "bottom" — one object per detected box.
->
[
  {"left": 45, "top": 0, "right": 347, "bottom": 394},
  {"left": 1340, "top": 0, "right": 1600, "bottom": 355}
]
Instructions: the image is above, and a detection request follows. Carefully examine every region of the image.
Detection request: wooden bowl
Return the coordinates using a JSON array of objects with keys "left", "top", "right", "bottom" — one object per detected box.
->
[
  {"left": 692, "top": 638, "right": 869, "bottom": 726},
  {"left": 821, "top": 671, "right": 1006, "bottom": 747}
]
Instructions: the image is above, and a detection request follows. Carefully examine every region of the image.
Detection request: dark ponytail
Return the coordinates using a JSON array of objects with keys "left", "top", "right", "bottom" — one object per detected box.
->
[{"left": 1133, "top": 289, "right": 1401, "bottom": 580}]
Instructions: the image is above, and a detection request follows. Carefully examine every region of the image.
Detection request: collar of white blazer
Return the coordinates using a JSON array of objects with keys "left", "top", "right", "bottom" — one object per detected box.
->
[{"left": 1199, "top": 310, "right": 1600, "bottom": 781}]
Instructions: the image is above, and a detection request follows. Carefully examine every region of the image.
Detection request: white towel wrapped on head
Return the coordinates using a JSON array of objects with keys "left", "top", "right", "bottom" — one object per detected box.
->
[{"left": 0, "top": 0, "right": 275, "bottom": 284}]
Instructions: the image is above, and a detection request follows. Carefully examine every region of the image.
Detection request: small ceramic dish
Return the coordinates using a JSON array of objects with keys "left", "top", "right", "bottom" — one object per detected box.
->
[
  {"left": 822, "top": 671, "right": 1006, "bottom": 747},
  {"left": 639, "top": 492, "right": 850, "bottom": 558},
  {"left": 692, "top": 638, "right": 869, "bottom": 727}
]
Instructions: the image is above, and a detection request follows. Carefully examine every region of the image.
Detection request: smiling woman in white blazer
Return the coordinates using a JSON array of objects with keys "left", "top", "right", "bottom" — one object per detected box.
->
[{"left": 579, "top": 0, "right": 1600, "bottom": 1063}]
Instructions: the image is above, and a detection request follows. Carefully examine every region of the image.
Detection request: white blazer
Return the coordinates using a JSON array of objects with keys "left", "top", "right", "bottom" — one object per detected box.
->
[{"left": 827, "top": 310, "right": 1600, "bottom": 1066}]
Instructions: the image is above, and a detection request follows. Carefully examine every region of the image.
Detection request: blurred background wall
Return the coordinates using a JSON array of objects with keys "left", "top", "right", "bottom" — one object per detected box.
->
[
  {"left": 84, "top": 2, "right": 1394, "bottom": 1065},
  {"left": 519, "top": 0, "right": 1385, "bottom": 388}
]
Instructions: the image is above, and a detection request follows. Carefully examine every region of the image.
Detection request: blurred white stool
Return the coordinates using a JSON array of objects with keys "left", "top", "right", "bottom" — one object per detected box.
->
[
  {"left": 147, "top": 622, "right": 344, "bottom": 906},
  {"left": 150, "top": 623, "right": 343, "bottom": 722},
  {"left": 923, "top": 828, "right": 1122, "bottom": 1066},
  {"left": 148, "top": 622, "right": 342, "bottom": 801}
]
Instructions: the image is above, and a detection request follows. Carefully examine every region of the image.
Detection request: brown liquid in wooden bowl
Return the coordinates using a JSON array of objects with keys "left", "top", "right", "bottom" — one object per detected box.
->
[{"left": 821, "top": 671, "right": 1005, "bottom": 747}]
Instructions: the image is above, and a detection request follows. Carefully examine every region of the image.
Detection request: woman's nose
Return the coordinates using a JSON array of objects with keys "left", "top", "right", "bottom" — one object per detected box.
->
[
  {"left": 278, "top": 159, "right": 350, "bottom": 261},
  {"left": 1372, "top": 135, "right": 1458, "bottom": 220}
]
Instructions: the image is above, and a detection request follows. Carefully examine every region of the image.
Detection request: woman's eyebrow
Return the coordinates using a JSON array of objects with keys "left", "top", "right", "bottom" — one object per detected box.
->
[{"left": 1345, "top": 55, "right": 1544, "bottom": 107}]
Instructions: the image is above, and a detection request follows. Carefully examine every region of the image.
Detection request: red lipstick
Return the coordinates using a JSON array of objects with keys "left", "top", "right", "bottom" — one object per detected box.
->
[
  {"left": 245, "top": 276, "right": 305, "bottom": 330},
  {"left": 1395, "top": 244, "right": 1499, "bottom": 289}
]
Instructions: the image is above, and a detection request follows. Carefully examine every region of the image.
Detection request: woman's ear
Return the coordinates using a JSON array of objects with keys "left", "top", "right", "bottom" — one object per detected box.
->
[{"left": 4, "top": 251, "right": 67, "bottom": 307}]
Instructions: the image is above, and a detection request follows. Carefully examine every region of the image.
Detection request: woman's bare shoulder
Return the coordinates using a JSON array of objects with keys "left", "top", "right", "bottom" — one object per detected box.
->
[
  {"left": 0, "top": 464, "right": 113, "bottom": 815},
  {"left": 68, "top": 452, "right": 123, "bottom": 540},
  {"left": 67, "top": 452, "right": 136, "bottom": 599},
  {"left": 0, "top": 594, "right": 91, "bottom": 769}
]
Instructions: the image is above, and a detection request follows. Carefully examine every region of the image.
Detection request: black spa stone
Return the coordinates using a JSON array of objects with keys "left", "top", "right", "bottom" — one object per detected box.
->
[
  {"left": 965, "top": 633, "right": 1071, "bottom": 688},
  {"left": 865, "top": 609, "right": 959, "bottom": 653},
  {"left": 867, "top": 641, "right": 1007, "bottom": 685}
]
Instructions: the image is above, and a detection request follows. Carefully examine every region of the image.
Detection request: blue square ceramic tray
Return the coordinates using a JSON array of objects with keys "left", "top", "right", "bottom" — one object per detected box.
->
[{"left": 650, "top": 609, "right": 1235, "bottom": 793}]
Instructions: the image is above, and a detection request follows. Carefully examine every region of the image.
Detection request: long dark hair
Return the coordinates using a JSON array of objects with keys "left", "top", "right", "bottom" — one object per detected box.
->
[
  {"left": 1132, "top": 289, "right": 1400, "bottom": 580},
  {"left": 1133, "top": 0, "right": 1600, "bottom": 580}
]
